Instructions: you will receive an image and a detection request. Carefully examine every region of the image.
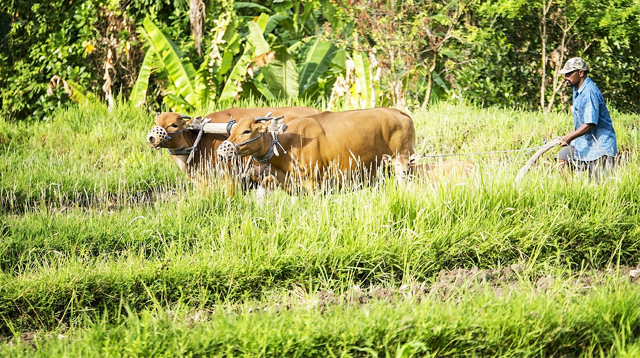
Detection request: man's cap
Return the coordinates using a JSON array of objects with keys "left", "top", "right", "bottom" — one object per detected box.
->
[{"left": 559, "top": 57, "right": 589, "bottom": 74}]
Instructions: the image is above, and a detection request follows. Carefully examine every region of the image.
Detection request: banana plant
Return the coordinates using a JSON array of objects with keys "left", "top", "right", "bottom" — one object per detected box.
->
[
  {"left": 218, "top": 13, "right": 273, "bottom": 102},
  {"left": 351, "top": 49, "right": 371, "bottom": 108},
  {"left": 130, "top": 17, "right": 199, "bottom": 112},
  {"left": 129, "top": 49, "right": 156, "bottom": 107},
  {"left": 298, "top": 39, "right": 335, "bottom": 96},
  {"left": 130, "top": 7, "right": 341, "bottom": 109},
  {"left": 219, "top": 12, "right": 338, "bottom": 102},
  {"left": 250, "top": 11, "right": 338, "bottom": 101}
]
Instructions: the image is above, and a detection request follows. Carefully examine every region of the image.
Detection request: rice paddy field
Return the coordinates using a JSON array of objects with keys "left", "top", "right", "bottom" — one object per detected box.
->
[{"left": 1, "top": 101, "right": 640, "bottom": 357}]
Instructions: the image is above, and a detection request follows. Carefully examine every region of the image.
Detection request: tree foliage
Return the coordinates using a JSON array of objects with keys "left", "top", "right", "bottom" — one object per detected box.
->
[
  {"left": 1, "top": 0, "right": 639, "bottom": 119},
  {"left": 455, "top": 0, "right": 640, "bottom": 112},
  {"left": 330, "top": 0, "right": 470, "bottom": 109}
]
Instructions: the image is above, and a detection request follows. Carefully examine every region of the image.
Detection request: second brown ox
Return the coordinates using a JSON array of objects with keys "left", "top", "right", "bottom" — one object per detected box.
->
[
  {"left": 216, "top": 107, "right": 416, "bottom": 194},
  {"left": 382, "top": 153, "right": 476, "bottom": 184},
  {"left": 146, "top": 107, "right": 320, "bottom": 193}
]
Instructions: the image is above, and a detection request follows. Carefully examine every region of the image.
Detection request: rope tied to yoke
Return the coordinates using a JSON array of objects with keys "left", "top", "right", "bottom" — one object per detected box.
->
[
  {"left": 167, "top": 116, "right": 211, "bottom": 164},
  {"left": 417, "top": 138, "right": 569, "bottom": 159},
  {"left": 252, "top": 131, "right": 288, "bottom": 164}
]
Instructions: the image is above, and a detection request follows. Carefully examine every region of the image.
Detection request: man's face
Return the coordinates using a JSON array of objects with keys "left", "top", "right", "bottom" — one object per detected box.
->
[{"left": 563, "top": 70, "right": 582, "bottom": 88}]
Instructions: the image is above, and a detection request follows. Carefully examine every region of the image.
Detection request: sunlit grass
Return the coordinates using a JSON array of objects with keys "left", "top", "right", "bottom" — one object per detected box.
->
[
  {"left": 1, "top": 100, "right": 639, "bottom": 354},
  {"left": 3, "top": 276, "right": 640, "bottom": 357}
]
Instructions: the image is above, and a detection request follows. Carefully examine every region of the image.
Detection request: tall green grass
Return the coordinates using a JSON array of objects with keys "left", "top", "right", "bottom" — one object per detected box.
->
[
  {"left": 3, "top": 278, "right": 640, "bottom": 357},
  {"left": 1, "top": 101, "right": 639, "bottom": 354}
]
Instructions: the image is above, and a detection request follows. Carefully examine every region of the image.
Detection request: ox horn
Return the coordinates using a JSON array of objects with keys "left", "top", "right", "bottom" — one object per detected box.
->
[
  {"left": 255, "top": 113, "right": 285, "bottom": 123},
  {"left": 226, "top": 116, "right": 236, "bottom": 135},
  {"left": 254, "top": 112, "right": 273, "bottom": 123},
  {"left": 180, "top": 114, "right": 191, "bottom": 120}
]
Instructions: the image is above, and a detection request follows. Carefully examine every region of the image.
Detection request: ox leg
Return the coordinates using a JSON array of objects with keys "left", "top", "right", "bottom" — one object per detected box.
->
[
  {"left": 254, "top": 175, "right": 278, "bottom": 205},
  {"left": 222, "top": 176, "right": 236, "bottom": 198},
  {"left": 214, "top": 158, "right": 242, "bottom": 198},
  {"left": 195, "top": 179, "right": 210, "bottom": 195},
  {"left": 255, "top": 186, "right": 266, "bottom": 206},
  {"left": 261, "top": 175, "right": 279, "bottom": 191}
]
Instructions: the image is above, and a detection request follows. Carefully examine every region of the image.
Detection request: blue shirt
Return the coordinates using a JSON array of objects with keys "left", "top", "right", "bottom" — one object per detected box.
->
[{"left": 571, "top": 77, "right": 617, "bottom": 161}]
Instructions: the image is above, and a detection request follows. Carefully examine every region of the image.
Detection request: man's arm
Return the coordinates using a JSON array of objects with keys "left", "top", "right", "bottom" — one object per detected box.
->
[{"left": 560, "top": 123, "right": 596, "bottom": 146}]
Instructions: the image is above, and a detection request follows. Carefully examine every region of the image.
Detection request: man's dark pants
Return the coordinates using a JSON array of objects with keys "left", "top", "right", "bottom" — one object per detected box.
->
[{"left": 557, "top": 146, "right": 615, "bottom": 181}]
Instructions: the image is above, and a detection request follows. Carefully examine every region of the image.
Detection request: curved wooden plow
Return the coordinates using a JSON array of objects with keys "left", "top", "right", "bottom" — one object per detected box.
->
[{"left": 515, "top": 138, "right": 562, "bottom": 184}]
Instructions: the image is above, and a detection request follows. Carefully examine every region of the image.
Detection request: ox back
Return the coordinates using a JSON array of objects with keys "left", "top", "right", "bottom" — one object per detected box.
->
[{"left": 245, "top": 107, "right": 416, "bottom": 191}]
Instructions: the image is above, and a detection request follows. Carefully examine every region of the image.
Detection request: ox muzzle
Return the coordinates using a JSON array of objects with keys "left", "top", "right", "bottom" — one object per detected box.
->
[
  {"left": 146, "top": 125, "right": 170, "bottom": 148},
  {"left": 217, "top": 140, "right": 239, "bottom": 162}
]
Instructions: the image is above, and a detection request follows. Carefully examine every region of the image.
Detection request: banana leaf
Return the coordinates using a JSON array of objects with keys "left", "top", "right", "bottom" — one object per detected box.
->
[
  {"left": 255, "top": 13, "right": 269, "bottom": 32},
  {"left": 142, "top": 17, "right": 198, "bottom": 108},
  {"left": 352, "top": 50, "right": 371, "bottom": 107},
  {"left": 260, "top": 46, "right": 299, "bottom": 99},
  {"left": 220, "top": 46, "right": 254, "bottom": 102},
  {"left": 298, "top": 39, "right": 335, "bottom": 97},
  {"left": 273, "top": 0, "right": 294, "bottom": 13},
  {"left": 300, "top": 0, "right": 315, "bottom": 27},
  {"left": 247, "top": 20, "right": 270, "bottom": 56},
  {"left": 234, "top": 2, "right": 271, "bottom": 13},
  {"left": 265, "top": 14, "right": 288, "bottom": 34},
  {"left": 220, "top": 33, "right": 240, "bottom": 76},
  {"left": 163, "top": 93, "right": 195, "bottom": 113},
  {"left": 252, "top": 73, "right": 276, "bottom": 101},
  {"left": 129, "top": 48, "right": 157, "bottom": 106},
  {"left": 194, "top": 70, "right": 214, "bottom": 108}
]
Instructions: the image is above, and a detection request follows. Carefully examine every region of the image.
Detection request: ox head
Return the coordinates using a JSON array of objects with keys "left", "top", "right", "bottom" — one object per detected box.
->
[
  {"left": 381, "top": 153, "right": 421, "bottom": 182},
  {"left": 217, "top": 115, "right": 285, "bottom": 162},
  {"left": 146, "top": 112, "right": 194, "bottom": 149}
]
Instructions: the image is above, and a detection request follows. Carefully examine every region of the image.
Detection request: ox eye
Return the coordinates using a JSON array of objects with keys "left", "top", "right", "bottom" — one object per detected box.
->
[
  {"left": 171, "top": 124, "right": 178, "bottom": 128},
  {"left": 243, "top": 129, "right": 251, "bottom": 134}
]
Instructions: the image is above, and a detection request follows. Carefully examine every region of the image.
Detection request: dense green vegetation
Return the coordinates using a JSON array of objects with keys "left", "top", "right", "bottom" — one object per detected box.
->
[
  {"left": 2, "top": 0, "right": 639, "bottom": 120},
  {"left": 1, "top": 102, "right": 640, "bottom": 355}
]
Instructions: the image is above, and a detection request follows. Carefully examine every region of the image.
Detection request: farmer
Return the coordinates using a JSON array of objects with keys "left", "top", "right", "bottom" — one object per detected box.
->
[{"left": 556, "top": 57, "right": 617, "bottom": 180}]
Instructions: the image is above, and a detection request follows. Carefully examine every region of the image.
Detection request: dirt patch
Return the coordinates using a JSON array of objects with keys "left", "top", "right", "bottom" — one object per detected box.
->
[
  {"left": 19, "top": 331, "right": 37, "bottom": 344},
  {"left": 266, "top": 264, "right": 640, "bottom": 310},
  {"left": 0, "top": 331, "right": 39, "bottom": 348},
  {"left": 1, "top": 188, "right": 181, "bottom": 216}
]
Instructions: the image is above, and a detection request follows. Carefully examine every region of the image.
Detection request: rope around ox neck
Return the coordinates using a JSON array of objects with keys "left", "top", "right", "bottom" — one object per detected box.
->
[
  {"left": 251, "top": 132, "right": 288, "bottom": 164},
  {"left": 166, "top": 117, "right": 211, "bottom": 164}
]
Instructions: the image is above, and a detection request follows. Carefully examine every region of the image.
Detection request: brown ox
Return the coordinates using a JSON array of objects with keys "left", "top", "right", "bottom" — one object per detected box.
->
[
  {"left": 382, "top": 153, "right": 476, "bottom": 184},
  {"left": 216, "top": 108, "right": 416, "bottom": 194},
  {"left": 146, "top": 107, "right": 320, "bottom": 193}
]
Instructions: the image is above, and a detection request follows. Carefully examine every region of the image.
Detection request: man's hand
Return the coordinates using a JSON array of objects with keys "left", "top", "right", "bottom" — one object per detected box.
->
[
  {"left": 560, "top": 123, "right": 595, "bottom": 147},
  {"left": 559, "top": 135, "right": 572, "bottom": 147}
]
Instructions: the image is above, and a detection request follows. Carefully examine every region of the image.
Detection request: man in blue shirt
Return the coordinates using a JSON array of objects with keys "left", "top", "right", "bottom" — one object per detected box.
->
[{"left": 556, "top": 57, "right": 617, "bottom": 180}]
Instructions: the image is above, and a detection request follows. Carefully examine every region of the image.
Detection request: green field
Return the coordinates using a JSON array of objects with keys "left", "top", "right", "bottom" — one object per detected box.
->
[{"left": 1, "top": 102, "right": 640, "bottom": 357}]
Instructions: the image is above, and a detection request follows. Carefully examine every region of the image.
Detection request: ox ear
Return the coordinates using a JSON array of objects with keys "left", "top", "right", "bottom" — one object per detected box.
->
[
  {"left": 381, "top": 154, "right": 392, "bottom": 164},
  {"left": 185, "top": 116, "right": 203, "bottom": 130},
  {"left": 266, "top": 115, "right": 285, "bottom": 133}
]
